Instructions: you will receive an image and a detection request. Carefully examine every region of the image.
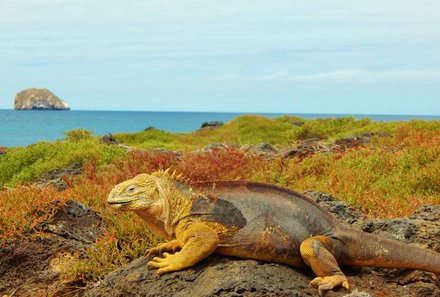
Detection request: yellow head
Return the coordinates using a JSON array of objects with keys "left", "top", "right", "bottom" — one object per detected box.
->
[
  {"left": 108, "top": 170, "right": 193, "bottom": 236},
  {"left": 107, "top": 173, "right": 162, "bottom": 211}
]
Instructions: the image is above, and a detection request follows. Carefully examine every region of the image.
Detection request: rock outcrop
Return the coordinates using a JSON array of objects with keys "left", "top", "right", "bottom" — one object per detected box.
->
[
  {"left": 36, "top": 163, "right": 83, "bottom": 191},
  {"left": 99, "top": 133, "right": 119, "bottom": 145},
  {"left": 0, "top": 147, "right": 6, "bottom": 158},
  {"left": 14, "top": 88, "right": 70, "bottom": 110},
  {"left": 0, "top": 200, "right": 104, "bottom": 296},
  {"left": 200, "top": 121, "right": 224, "bottom": 129}
]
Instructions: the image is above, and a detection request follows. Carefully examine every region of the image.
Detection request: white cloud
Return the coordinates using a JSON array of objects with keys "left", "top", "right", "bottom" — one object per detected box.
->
[{"left": 254, "top": 69, "right": 440, "bottom": 85}]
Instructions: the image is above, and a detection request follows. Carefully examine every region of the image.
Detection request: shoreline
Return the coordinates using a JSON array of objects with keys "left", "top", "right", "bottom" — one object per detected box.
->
[
  {"left": 1, "top": 111, "right": 440, "bottom": 148},
  {"left": 1, "top": 107, "right": 440, "bottom": 118}
]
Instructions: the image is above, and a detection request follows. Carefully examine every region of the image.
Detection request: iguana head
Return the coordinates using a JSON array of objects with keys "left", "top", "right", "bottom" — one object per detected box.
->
[
  {"left": 107, "top": 173, "right": 162, "bottom": 211},
  {"left": 107, "top": 169, "right": 193, "bottom": 235}
]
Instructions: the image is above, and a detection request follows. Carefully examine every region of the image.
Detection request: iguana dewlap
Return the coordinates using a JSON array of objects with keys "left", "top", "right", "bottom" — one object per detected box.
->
[{"left": 107, "top": 170, "right": 440, "bottom": 293}]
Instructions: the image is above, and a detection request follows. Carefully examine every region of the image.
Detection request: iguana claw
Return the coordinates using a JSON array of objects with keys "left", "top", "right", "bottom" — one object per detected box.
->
[
  {"left": 147, "top": 252, "right": 184, "bottom": 275},
  {"left": 145, "top": 240, "right": 181, "bottom": 259},
  {"left": 309, "top": 275, "right": 350, "bottom": 293}
]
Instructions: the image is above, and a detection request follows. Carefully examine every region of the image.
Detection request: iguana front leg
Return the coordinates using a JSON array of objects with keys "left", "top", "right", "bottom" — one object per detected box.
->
[
  {"left": 300, "top": 236, "right": 349, "bottom": 293},
  {"left": 147, "top": 222, "right": 219, "bottom": 275},
  {"left": 146, "top": 240, "right": 182, "bottom": 259}
]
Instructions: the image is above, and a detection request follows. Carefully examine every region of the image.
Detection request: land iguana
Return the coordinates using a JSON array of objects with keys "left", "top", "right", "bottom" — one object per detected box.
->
[{"left": 107, "top": 169, "right": 440, "bottom": 293}]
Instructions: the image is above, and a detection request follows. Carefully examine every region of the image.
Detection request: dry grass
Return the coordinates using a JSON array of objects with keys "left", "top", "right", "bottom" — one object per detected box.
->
[{"left": 0, "top": 187, "right": 67, "bottom": 242}]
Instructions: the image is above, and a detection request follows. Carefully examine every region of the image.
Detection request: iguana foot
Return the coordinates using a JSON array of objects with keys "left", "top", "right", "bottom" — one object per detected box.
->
[
  {"left": 146, "top": 240, "right": 181, "bottom": 259},
  {"left": 300, "top": 236, "right": 349, "bottom": 293},
  {"left": 309, "top": 275, "right": 349, "bottom": 293},
  {"left": 147, "top": 252, "right": 186, "bottom": 275}
]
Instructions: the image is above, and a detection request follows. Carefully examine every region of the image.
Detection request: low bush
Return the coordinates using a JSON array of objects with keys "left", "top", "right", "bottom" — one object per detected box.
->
[{"left": 0, "top": 130, "right": 125, "bottom": 187}]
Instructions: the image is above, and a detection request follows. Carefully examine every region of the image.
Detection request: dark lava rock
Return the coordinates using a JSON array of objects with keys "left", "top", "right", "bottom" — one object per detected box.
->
[
  {"left": 342, "top": 292, "right": 373, "bottom": 297},
  {"left": 251, "top": 143, "right": 278, "bottom": 154},
  {"left": 294, "top": 138, "right": 334, "bottom": 158},
  {"left": 301, "top": 137, "right": 321, "bottom": 143},
  {"left": 280, "top": 132, "right": 390, "bottom": 159},
  {"left": 200, "top": 121, "right": 224, "bottom": 129},
  {"left": 0, "top": 200, "right": 104, "bottom": 296},
  {"left": 86, "top": 256, "right": 316, "bottom": 297},
  {"left": 280, "top": 140, "right": 335, "bottom": 159},
  {"left": 306, "top": 191, "right": 440, "bottom": 250},
  {"left": 36, "top": 163, "right": 83, "bottom": 191},
  {"left": 204, "top": 143, "right": 237, "bottom": 151},
  {"left": 363, "top": 206, "right": 440, "bottom": 252},
  {"left": 334, "top": 136, "right": 370, "bottom": 150},
  {"left": 239, "top": 143, "right": 279, "bottom": 159},
  {"left": 34, "top": 200, "right": 104, "bottom": 246},
  {"left": 335, "top": 132, "right": 391, "bottom": 150},
  {"left": 279, "top": 146, "right": 298, "bottom": 158},
  {"left": 303, "top": 191, "right": 368, "bottom": 227},
  {"left": 0, "top": 148, "right": 6, "bottom": 158},
  {"left": 359, "top": 132, "right": 391, "bottom": 138},
  {"left": 99, "top": 133, "right": 119, "bottom": 145},
  {"left": 308, "top": 192, "right": 440, "bottom": 295}
]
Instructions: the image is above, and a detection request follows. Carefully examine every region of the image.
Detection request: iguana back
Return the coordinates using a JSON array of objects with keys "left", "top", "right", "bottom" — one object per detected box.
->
[{"left": 190, "top": 181, "right": 341, "bottom": 265}]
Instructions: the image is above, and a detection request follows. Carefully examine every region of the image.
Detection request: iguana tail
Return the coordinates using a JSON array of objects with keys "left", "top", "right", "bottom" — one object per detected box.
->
[{"left": 340, "top": 229, "right": 440, "bottom": 274}]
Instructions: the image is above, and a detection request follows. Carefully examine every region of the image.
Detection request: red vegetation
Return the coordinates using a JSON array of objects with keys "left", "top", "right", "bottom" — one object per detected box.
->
[{"left": 176, "top": 148, "right": 264, "bottom": 182}]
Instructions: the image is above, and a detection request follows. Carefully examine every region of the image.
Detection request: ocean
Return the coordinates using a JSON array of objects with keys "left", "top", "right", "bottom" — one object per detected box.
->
[{"left": 1, "top": 109, "right": 439, "bottom": 147}]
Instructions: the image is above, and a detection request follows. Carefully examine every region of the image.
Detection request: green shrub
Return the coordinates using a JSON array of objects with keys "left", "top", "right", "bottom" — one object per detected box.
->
[
  {"left": 115, "top": 115, "right": 440, "bottom": 150},
  {"left": 0, "top": 137, "right": 125, "bottom": 187},
  {"left": 63, "top": 128, "right": 94, "bottom": 141}
]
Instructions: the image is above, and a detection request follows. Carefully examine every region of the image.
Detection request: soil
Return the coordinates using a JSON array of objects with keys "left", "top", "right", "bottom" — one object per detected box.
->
[{"left": 0, "top": 200, "right": 104, "bottom": 297}]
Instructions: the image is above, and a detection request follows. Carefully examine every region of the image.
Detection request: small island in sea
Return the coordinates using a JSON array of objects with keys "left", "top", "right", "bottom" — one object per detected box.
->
[{"left": 14, "top": 88, "right": 70, "bottom": 110}]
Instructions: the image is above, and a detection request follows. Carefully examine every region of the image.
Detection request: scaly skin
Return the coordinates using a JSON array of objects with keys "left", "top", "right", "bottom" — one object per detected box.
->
[{"left": 107, "top": 170, "right": 440, "bottom": 293}]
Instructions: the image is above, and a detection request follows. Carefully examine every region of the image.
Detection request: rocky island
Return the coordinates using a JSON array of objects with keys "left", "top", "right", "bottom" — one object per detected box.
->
[{"left": 14, "top": 88, "right": 70, "bottom": 110}]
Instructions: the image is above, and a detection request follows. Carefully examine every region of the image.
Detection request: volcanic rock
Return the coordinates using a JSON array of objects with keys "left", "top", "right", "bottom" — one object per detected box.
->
[
  {"left": 204, "top": 143, "right": 236, "bottom": 151},
  {"left": 252, "top": 143, "right": 278, "bottom": 154},
  {"left": 36, "top": 163, "right": 83, "bottom": 191},
  {"left": 200, "top": 121, "right": 224, "bottom": 129},
  {"left": 0, "top": 200, "right": 104, "bottom": 296},
  {"left": 14, "top": 88, "right": 70, "bottom": 110},
  {"left": 0, "top": 147, "right": 6, "bottom": 158},
  {"left": 99, "top": 133, "right": 119, "bottom": 145}
]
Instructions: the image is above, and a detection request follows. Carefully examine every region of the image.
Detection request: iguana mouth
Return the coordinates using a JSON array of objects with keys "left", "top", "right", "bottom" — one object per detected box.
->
[{"left": 108, "top": 201, "right": 131, "bottom": 205}]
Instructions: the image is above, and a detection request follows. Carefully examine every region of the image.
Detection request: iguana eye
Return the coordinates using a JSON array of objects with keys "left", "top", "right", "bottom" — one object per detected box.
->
[{"left": 126, "top": 186, "right": 136, "bottom": 193}]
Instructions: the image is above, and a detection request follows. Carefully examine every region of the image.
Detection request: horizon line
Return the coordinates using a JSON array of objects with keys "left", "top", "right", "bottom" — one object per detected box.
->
[{"left": 1, "top": 108, "right": 440, "bottom": 118}]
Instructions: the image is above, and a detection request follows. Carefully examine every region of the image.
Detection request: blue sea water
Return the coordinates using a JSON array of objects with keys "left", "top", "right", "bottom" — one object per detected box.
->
[{"left": 0, "top": 109, "right": 439, "bottom": 147}]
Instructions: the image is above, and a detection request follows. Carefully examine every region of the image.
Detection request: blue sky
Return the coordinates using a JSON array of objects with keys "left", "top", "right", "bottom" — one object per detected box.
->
[{"left": 1, "top": 1, "right": 440, "bottom": 114}]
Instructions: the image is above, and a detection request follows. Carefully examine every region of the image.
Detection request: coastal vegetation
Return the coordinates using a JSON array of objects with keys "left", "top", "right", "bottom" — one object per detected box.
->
[
  {"left": 0, "top": 115, "right": 439, "bottom": 282},
  {"left": 114, "top": 115, "right": 439, "bottom": 150},
  {"left": 0, "top": 129, "right": 125, "bottom": 187}
]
